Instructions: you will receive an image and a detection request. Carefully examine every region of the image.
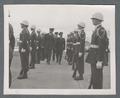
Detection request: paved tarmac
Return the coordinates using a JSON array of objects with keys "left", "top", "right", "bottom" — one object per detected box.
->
[{"left": 10, "top": 52, "right": 110, "bottom": 89}]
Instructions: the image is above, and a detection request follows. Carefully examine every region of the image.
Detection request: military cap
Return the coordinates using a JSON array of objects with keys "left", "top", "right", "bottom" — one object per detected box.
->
[
  {"left": 49, "top": 28, "right": 54, "bottom": 31},
  {"left": 55, "top": 32, "right": 58, "bottom": 34},
  {"left": 59, "top": 32, "right": 63, "bottom": 35},
  {"left": 20, "top": 20, "right": 29, "bottom": 26}
]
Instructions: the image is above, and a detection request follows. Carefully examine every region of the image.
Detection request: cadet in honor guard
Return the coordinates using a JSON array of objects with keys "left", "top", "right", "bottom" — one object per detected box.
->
[
  {"left": 56, "top": 32, "right": 65, "bottom": 64},
  {"left": 9, "top": 23, "right": 15, "bottom": 87},
  {"left": 36, "top": 29, "right": 41, "bottom": 64},
  {"left": 44, "top": 28, "right": 54, "bottom": 64},
  {"left": 17, "top": 20, "right": 30, "bottom": 79},
  {"left": 52, "top": 32, "right": 59, "bottom": 62},
  {"left": 86, "top": 12, "right": 109, "bottom": 89},
  {"left": 66, "top": 33, "right": 74, "bottom": 65},
  {"left": 72, "top": 22, "right": 86, "bottom": 80},
  {"left": 29, "top": 25, "right": 37, "bottom": 69}
]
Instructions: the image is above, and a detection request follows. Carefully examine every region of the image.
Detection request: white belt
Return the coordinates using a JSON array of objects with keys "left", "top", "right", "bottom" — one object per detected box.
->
[
  {"left": 73, "top": 42, "right": 80, "bottom": 45},
  {"left": 90, "top": 44, "right": 99, "bottom": 48}
]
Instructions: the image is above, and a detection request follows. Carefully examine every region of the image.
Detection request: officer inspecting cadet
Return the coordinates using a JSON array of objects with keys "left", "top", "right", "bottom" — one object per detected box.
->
[
  {"left": 44, "top": 28, "right": 54, "bottom": 64},
  {"left": 9, "top": 23, "right": 15, "bottom": 87},
  {"left": 17, "top": 20, "right": 30, "bottom": 79},
  {"left": 52, "top": 32, "right": 59, "bottom": 62},
  {"left": 86, "top": 12, "right": 109, "bottom": 89},
  {"left": 56, "top": 32, "right": 65, "bottom": 65},
  {"left": 72, "top": 22, "right": 86, "bottom": 80},
  {"left": 36, "top": 29, "right": 41, "bottom": 64},
  {"left": 29, "top": 25, "right": 37, "bottom": 69}
]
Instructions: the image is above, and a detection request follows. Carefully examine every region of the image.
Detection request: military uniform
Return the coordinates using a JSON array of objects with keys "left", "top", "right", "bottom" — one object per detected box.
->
[
  {"left": 30, "top": 31, "right": 37, "bottom": 68},
  {"left": 36, "top": 33, "right": 41, "bottom": 64},
  {"left": 44, "top": 32, "right": 54, "bottom": 64},
  {"left": 18, "top": 27, "right": 30, "bottom": 79},
  {"left": 66, "top": 35, "right": 73, "bottom": 65},
  {"left": 56, "top": 32, "right": 65, "bottom": 64},
  {"left": 9, "top": 23, "right": 15, "bottom": 87},
  {"left": 52, "top": 32, "right": 58, "bottom": 62},
  {"left": 86, "top": 25, "right": 108, "bottom": 89},
  {"left": 40, "top": 34, "right": 45, "bottom": 60},
  {"left": 72, "top": 30, "right": 86, "bottom": 80}
]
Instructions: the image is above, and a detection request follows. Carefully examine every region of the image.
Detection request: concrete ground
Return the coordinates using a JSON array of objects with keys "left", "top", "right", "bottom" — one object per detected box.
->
[{"left": 10, "top": 52, "right": 110, "bottom": 89}]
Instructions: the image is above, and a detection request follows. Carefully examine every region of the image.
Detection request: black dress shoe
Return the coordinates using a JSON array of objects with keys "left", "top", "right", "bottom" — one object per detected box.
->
[{"left": 72, "top": 73, "right": 76, "bottom": 78}]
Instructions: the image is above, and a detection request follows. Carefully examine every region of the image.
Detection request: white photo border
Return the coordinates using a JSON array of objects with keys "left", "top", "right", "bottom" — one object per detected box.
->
[{"left": 4, "top": 4, "right": 116, "bottom": 95}]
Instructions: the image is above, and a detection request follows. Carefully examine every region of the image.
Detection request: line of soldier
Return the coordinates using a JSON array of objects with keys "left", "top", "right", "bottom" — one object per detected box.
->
[
  {"left": 9, "top": 12, "right": 109, "bottom": 89},
  {"left": 66, "top": 12, "right": 109, "bottom": 89},
  {"left": 17, "top": 22, "right": 65, "bottom": 80}
]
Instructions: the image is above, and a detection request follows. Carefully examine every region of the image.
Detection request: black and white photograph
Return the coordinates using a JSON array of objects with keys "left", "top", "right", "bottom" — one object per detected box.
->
[{"left": 4, "top": 5, "right": 115, "bottom": 95}]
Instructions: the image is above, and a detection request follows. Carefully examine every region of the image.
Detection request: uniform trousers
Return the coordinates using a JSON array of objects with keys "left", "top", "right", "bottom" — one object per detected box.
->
[
  {"left": 19, "top": 51, "right": 29, "bottom": 76},
  {"left": 89, "top": 62, "right": 103, "bottom": 89},
  {"left": 36, "top": 48, "right": 41, "bottom": 64},
  {"left": 56, "top": 50, "right": 63, "bottom": 64},
  {"left": 30, "top": 49, "right": 36, "bottom": 67},
  {"left": 73, "top": 54, "right": 84, "bottom": 77},
  {"left": 45, "top": 48, "right": 52, "bottom": 64},
  {"left": 41, "top": 47, "right": 45, "bottom": 60}
]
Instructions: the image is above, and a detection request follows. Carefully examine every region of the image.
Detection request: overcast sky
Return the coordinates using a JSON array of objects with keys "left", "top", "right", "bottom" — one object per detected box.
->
[{"left": 4, "top": 5, "right": 115, "bottom": 41}]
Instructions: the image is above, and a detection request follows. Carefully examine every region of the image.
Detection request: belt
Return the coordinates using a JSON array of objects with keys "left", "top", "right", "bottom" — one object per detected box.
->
[
  {"left": 73, "top": 42, "right": 80, "bottom": 45},
  {"left": 90, "top": 44, "right": 99, "bottom": 48}
]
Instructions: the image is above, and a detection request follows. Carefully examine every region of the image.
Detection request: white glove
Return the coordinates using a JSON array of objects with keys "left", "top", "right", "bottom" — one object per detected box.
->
[
  {"left": 30, "top": 47, "right": 32, "bottom": 51},
  {"left": 78, "top": 52, "right": 82, "bottom": 57},
  {"left": 36, "top": 47, "right": 39, "bottom": 50},
  {"left": 21, "top": 48, "right": 26, "bottom": 52},
  {"left": 96, "top": 61, "right": 103, "bottom": 69}
]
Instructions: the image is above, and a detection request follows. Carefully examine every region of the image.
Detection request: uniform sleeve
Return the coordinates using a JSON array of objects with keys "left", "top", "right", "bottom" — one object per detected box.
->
[
  {"left": 80, "top": 32, "right": 86, "bottom": 53},
  {"left": 97, "top": 27, "right": 108, "bottom": 61},
  {"left": 63, "top": 38, "right": 65, "bottom": 50},
  {"left": 9, "top": 24, "right": 15, "bottom": 50},
  {"left": 19, "top": 33, "right": 22, "bottom": 52}
]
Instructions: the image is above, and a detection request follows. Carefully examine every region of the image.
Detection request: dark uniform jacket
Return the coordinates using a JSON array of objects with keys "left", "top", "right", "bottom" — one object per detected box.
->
[
  {"left": 67, "top": 38, "right": 73, "bottom": 50},
  {"left": 36, "top": 34, "right": 41, "bottom": 49},
  {"left": 53, "top": 36, "right": 59, "bottom": 50},
  {"left": 86, "top": 25, "right": 108, "bottom": 64},
  {"left": 73, "top": 30, "right": 86, "bottom": 55},
  {"left": 9, "top": 23, "right": 15, "bottom": 66},
  {"left": 56, "top": 37, "right": 65, "bottom": 51},
  {"left": 19, "top": 28, "right": 30, "bottom": 53},
  {"left": 44, "top": 33, "right": 54, "bottom": 49},
  {"left": 30, "top": 31, "right": 37, "bottom": 49},
  {"left": 9, "top": 23, "right": 15, "bottom": 50}
]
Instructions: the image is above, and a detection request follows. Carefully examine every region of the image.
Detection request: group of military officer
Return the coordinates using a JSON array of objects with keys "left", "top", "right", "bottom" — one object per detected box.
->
[
  {"left": 66, "top": 12, "right": 109, "bottom": 89},
  {"left": 9, "top": 12, "right": 109, "bottom": 89},
  {"left": 17, "top": 21, "right": 65, "bottom": 80}
]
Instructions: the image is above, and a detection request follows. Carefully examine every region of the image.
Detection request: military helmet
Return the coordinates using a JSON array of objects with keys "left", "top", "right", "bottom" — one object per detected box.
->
[
  {"left": 31, "top": 25, "right": 36, "bottom": 29},
  {"left": 78, "top": 22, "right": 85, "bottom": 28},
  {"left": 91, "top": 12, "right": 104, "bottom": 21},
  {"left": 20, "top": 20, "right": 29, "bottom": 26},
  {"left": 37, "top": 28, "right": 41, "bottom": 32}
]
